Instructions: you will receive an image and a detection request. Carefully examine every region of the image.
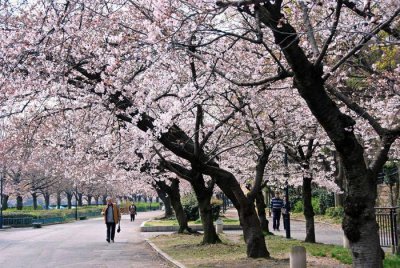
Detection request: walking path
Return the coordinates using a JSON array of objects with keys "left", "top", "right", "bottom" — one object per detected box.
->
[
  {"left": 0, "top": 211, "right": 170, "bottom": 268},
  {"left": 223, "top": 208, "right": 344, "bottom": 246}
]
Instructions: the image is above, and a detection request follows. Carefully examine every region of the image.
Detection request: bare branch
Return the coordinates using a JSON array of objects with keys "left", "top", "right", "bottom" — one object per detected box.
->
[
  {"left": 300, "top": 1, "right": 320, "bottom": 57},
  {"left": 342, "top": 0, "right": 400, "bottom": 39},
  {"left": 216, "top": 0, "right": 263, "bottom": 8},
  {"left": 325, "top": 84, "right": 385, "bottom": 135},
  {"left": 314, "top": 0, "right": 342, "bottom": 67},
  {"left": 370, "top": 134, "right": 398, "bottom": 174},
  {"left": 187, "top": 50, "right": 292, "bottom": 87},
  {"left": 323, "top": 7, "right": 400, "bottom": 81}
]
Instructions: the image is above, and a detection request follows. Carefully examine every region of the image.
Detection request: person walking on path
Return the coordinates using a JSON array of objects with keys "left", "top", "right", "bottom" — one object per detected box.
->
[
  {"left": 270, "top": 191, "right": 284, "bottom": 231},
  {"left": 102, "top": 197, "right": 121, "bottom": 243},
  {"left": 129, "top": 203, "right": 137, "bottom": 222}
]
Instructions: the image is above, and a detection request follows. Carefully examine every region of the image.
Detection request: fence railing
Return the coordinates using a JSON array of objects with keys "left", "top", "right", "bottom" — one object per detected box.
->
[{"left": 375, "top": 207, "right": 398, "bottom": 253}]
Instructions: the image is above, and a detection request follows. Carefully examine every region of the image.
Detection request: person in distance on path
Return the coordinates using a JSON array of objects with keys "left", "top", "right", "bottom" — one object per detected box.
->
[
  {"left": 129, "top": 203, "right": 137, "bottom": 222},
  {"left": 270, "top": 191, "right": 284, "bottom": 231}
]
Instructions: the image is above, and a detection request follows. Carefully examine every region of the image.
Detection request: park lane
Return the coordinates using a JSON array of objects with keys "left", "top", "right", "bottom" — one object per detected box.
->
[{"left": 0, "top": 211, "right": 170, "bottom": 268}]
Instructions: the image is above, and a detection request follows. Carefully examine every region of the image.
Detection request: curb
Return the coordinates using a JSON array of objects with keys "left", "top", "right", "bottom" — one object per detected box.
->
[
  {"left": 145, "top": 238, "right": 186, "bottom": 268},
  {"left": 140, "top": 220, "right": 242, "bottom": 232}
]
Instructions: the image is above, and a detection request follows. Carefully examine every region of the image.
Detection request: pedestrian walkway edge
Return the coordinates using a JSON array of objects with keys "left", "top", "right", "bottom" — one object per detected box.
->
[{"left": 145, "top": 238, "right": 186, "bottom": 268}]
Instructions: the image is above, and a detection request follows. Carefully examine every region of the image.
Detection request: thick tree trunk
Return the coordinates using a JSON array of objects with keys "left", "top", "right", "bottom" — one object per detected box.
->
[
  {"left": 255, "top": 189, "right": 270, "bottom": 233},
  {"left": 16, "top": 195, "right": 23, "bottom": 210},
  {"left": 87, "top": 195, "right": 92, "bottom": 206},
  {"left": 196, "top": 189, "right": 220, "bottom": 243},
  {"left": 95, "top": 196, "right": 99, "bottom": 205},
  {"left": 254, "top": 7, "right": 387, "bottom": 265},
  {"left": 44, "top": 193, "right": 50, "bottom": 209},
  {"left": 343, "top": 168, "right": 383, "bottom": 267},
  {"left": 32, "top": 192, "right": 38, "bottom": 210},
  {"left": 66, "top": 192, "right": 73, "bottom": 209},
  {"left": 2, "top": 194, "right": 9, "bottom": 210},
  {"left": 57, "top": 192, "right": 61, "bottom": 209},
  {"left": 303, "top": 177, "right": 315, "bottom": 243},
  {"left": 102, "top": 195, "right": 107, "bottom": 205},
  {"left": 211, "top": 171, "right": 269, "bottom": 258}
]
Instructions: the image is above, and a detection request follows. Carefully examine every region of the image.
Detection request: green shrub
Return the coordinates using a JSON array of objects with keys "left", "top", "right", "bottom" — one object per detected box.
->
[
  {"left": 384, "top": 254, "right": 400, "bottom": 267},
  {"left": 181, "top": 193, "right": 221, "bottom": 221},
  {"left": 293, "top": 200, "right": 303, "bottom": 213},
  {"left": 3, "top": 206, "right": 103, "bottom": 219},
  {"left": 325, "top": 207, "right": 344, "bottom": 218},
  {"left": 312, "top": 197, "right": 321, "bottom": 215},
  {"left": 181, "top": 193, "right": 199, "bottom": 221}
]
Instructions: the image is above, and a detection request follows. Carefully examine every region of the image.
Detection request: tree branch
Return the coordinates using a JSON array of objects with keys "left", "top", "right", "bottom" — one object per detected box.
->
[
  {"left": 325, "top": 84, "right": 385, "bottom": 136},
  {"left": 323, "top": 7, "right": 400, "bottom": 81},
  {"left": 314, "top": 0, "right": 342, "bottom": 67},
  {"left": 187, "top": 50, "right": 292, "bottom": 87},
  {"left": 300, "top": 1, "right": 320, "bottom": 57}
]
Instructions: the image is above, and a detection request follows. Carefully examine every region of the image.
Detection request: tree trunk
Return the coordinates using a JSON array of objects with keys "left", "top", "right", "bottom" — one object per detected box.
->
[
  {"left": 57, "top": 192, "right": 61, "bottom": 209},
  {"left": 334, "top": 154, "right": 345, "bottom": 207},
  {"left": 155, "top": 186, "right": 173, "bottom": 218},
  {"left": 95, "top": 196, "right": 99, "bottom": 205},
  {"left": 255, "top": 189, "right": 270, "bottom": 233},
  {"left": 255, "top": 8, "right": 386, "bottom": 264},
  {"left": 2, "top": 194, "right": 9, "bottom": 210},
  {"left": 32, "top": 192, "right": 38, "bottom": 210},
  {"left": 44, "top": 193, "right": 50, "bottom": 210},
  {"left": 66, "top": 192, "right": 73, "bottom": 209},
  {"left": 155, "top": 179, "right": 193, "bottom": 233},
  {"left": 16, "top": 195, "right": 23, "bottom": 210},
  {"left": 210, "top": 171, "right": 269, "bottom": 258},
  {"left": 78, "top": 193, "right": 83, "bottom": 206},
  {"left": 303, "top": 177, "right": 315, "bottom": 243},
  {"left": 102, "top": 195, "right": 107, "bottom": 205},
  {"left": 87, "top": 195, "right": 92, "bottom": 206},
  {"left": 164, "top": 195, "right": 173, "bottom": 217},
  {"left": 187, "top": 172, "right": 220, "bottom": 244},
  {"left": 169, "top": 183, "right": 192, "bottom": 233}
]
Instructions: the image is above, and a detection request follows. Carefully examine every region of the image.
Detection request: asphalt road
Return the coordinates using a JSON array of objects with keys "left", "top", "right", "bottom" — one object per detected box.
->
[{"left": 0, "top": 211, "right": 170, "bottom": 268}]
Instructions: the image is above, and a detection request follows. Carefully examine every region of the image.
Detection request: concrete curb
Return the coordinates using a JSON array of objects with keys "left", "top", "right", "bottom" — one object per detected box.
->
[
  {"left": 145, "top": 238, "right": 186, "bottom": 268},
  {"left": 140, "top": 220, "right": 242, "bottom": 232}
]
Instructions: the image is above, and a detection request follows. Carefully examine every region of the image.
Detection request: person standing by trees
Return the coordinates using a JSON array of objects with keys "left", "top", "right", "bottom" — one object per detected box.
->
[
  {"left": 102, "top": 197, "right": 121, "bottom": 243},
  {"left": 129, "top": 203, "right": 137, "bottom": 222},
  {"left": 270, "top": 192, "right": 284, "bottom": 231}
]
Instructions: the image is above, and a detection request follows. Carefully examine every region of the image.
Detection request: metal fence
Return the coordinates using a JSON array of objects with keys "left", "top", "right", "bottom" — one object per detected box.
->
[{"left": 376, "top": 207, "right": 398, "bottom": 253}]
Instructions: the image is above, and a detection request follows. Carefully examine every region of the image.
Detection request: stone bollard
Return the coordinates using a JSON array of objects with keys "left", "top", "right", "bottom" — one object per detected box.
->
[
  {"left": 290, "top": 246, "right": 306, "bottom": 268},
  {"left": 343, "top": 234, "right": 350, "bottom": 249},
  {"left": 215, "top": 219, "right": 223, "bottom": 234}
]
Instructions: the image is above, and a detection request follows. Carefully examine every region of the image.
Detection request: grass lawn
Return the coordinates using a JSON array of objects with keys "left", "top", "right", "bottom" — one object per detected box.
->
[
  {"left": 289, "top": 212, "right": 342, "bottom": 226},
  {"left": 149, "top": 233, "right": 352, "bottom": 267}
]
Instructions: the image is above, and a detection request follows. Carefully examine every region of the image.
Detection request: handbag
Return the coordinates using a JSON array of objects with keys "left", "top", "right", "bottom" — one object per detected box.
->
[{"left": 117, "top": 221, "right": 121, "bottom": 233}]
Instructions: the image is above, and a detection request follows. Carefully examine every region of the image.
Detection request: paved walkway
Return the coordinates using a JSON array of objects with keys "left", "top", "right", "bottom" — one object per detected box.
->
[
  {"left": 0, "top": 211, "right": 170, "bottom": 268},
  {"left": 223, "top": 208, "right": 344, "bottom": 246}
]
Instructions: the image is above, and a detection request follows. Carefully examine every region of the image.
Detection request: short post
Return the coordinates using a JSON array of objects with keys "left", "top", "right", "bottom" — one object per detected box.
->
[
  {"left": 343, "top": 233, "right": 350, "bottom": 249},
  {"left": 215, "top": 218, "right": 223, "bottom": 233},
  {"left": 290, "top": 246, "right": 306, "bottom": 268}
]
